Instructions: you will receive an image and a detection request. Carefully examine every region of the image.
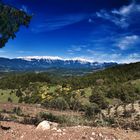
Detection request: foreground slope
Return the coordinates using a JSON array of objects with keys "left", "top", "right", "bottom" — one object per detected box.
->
[{"left": 0, "top": 121, "right": 140, "bottom": 140}]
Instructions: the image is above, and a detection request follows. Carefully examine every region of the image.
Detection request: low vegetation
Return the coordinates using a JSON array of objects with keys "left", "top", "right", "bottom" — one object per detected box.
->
[{"left": 0, "top": 62, "right": 140, "bottom": 130}]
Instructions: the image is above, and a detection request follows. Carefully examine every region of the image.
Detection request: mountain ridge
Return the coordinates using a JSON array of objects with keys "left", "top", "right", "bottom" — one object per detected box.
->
[{"left": 0, "top": 57, "right": 118, "bottom": 72}]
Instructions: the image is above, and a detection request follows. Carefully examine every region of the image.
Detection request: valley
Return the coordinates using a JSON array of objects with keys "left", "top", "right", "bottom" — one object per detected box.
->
[
  {"left": 1, "top": 0, "right": 140, "bottom": 139},
  {"left": 0, "top": 57, "right": 117, "bottom": 75},
  {"left": 0, "top": 62, "right": 140, "bottom": 139}
]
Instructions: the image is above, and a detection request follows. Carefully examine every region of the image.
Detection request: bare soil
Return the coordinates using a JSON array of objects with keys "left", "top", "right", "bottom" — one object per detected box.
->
[
  {"left": 0, "top": 121, "right": 140, "bottom": 140},
  {"left": 0, "top": 102, "right": 81, "bottom": 117}
]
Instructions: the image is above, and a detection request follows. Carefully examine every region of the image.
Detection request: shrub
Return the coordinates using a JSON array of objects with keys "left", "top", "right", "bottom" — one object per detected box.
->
[
  {"left": 39, "top": 112, "right": 55, "bottom": 121},
  {"left": 104, "top": 117, "right": 116, "bottom": 126},
  {"left": 85, "top": 103, "right": 101, "bottom": 118},
  {"left": 38, "top": 112, "right": 84, "bottom": 126},
  {"left": 0, "top": 113, "right": 4, "bottom": 120},
  {"left": 49, "top": 97, "right": 69, "bottom": 110},
  {"left": 89, "top": 91, "right": 109, "bottom": 109},
  {"left": 13, "top": 107, "right": 22, "bottom": 116},
  {"left": 22, "top": 117, "right": 40, "bottom": 125},
  {"left": 16, "top": 89, "right": 22, "bottom": 97},
  {"left": 8, "top": 97, "right": 13, "bottom": 103}
]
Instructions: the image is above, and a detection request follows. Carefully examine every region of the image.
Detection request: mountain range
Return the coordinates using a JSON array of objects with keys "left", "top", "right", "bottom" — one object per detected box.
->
[{"left": 0, "top": 56, "right": 118, "bottom": 73}]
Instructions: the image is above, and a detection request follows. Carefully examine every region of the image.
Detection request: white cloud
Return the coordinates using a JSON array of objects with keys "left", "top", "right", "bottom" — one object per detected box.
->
[
  {"left": 85, "top": 47, "right": 140, "bottom": 63},
  {"left": 96, "top": 2, "right": 140, "bottom": 28},
  {"left": 115, "top": 35, "right": 140, "bottom": 50},
  {"left": 112, "top": 3, "right": 134, "bottom": 15},
  {"left": 119, "top": 53, "right": 140, "bottom": 63}
]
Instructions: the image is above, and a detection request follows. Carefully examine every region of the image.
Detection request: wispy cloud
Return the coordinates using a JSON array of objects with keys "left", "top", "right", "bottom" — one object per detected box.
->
[
  {"left": 115, "top": 35, "right": 140, "bottom": 50},
  {"left": 119, "top": 53, "right": 140, "bottom": 63},
  {"left": 96, "top": 2, "right": 140, "bottom": 28},
  {"left": 20, "top": 5, "right": 29, "bottom": 13},
  {"left": 85, "top": 49, "right": 140, "bottom": 63},
  {"left": 16, "top": 50, "right": 32, "bottom": 54},
  {"left": 0, "top": 50, "right": 6, "bottom": 53},
  {"left": 67, "top": 44, "right": 87, "bottom": 55},
  {"left": 31, "top": 14, "right": 87, "bottom": 33},
  {"left": 86, "top": 49, "right": 121, "bottom": 62}
]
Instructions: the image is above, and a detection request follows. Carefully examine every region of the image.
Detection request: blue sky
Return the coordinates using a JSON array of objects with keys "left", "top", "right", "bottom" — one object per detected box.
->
[{"left": 1, "top": 0, "right": 140, "bottom": 63}]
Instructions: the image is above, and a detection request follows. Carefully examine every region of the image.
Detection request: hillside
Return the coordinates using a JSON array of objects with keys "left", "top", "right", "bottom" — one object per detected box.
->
[
  {"left": 67, "top": 62, "right": 140, "bottom": 88},
  {"left": 0, "top": 62, "right": 140, "bottom": 139}
]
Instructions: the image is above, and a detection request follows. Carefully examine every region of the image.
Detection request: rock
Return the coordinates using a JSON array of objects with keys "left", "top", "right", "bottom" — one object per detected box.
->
[
  {"left": 92, "top": 132, "right": 95, "bottom": 136},
  {"left": 36, "top": 121, "right": 51, "bottom": 131},
  {"left": 90, "top": 137, "right": 94, "bottom": 140},
  {"left": 20, "top": 135, "right": 24, "bottom": 139},
  {"left": 51, "top": 127, "right": 57, "bottom": 131},
  {"left": 36, "top": 120, "right": 59, "bottom": 131},
  {"left": 49, "top": 122, "right": 58, "bottom": 128},
  {"left": 57, "top": 129, "right": 62, "bottom": 133},
  {"left": 99, "top": 133, "right": 103, "bottom": 137}
]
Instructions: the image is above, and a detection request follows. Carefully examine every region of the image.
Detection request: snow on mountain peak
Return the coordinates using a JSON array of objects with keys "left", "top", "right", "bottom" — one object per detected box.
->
[
  {"left": 18, "top": 56, "right": 63, "bottom": 61},
  {"left": 17, "top": 56, "right": 93, "bottom": 63}
]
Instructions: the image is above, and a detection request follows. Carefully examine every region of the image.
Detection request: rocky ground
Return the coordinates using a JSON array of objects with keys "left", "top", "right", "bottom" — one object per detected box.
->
[{"left": 0, "top": 121, "right": 140, "bottom": 140}]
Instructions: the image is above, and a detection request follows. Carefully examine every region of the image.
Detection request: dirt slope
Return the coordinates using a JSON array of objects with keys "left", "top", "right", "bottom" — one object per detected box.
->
[{"left": 0, "top": 121, "right": 140, "bottom": 140}]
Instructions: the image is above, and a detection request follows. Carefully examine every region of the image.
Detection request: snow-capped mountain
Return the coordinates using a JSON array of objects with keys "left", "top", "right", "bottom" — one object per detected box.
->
[{"left": 0, "top": 56, "right": 118, "bottom": 72}]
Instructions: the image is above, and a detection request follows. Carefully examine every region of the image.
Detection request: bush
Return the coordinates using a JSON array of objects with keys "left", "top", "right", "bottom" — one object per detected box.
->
[
  {"left": 22, "top": 117, "right": 40, "bottom": 125},
  {"left": 49, "top": 97, "right": 69, "bottom": 110},
  {"left": 0, "top": 113, "right": 4, "bottom": 120},
  {"left": 122, "top": 110, "right": 133, "bottom": 118},
  {"left": 104, "top": 117, "right": 116, "bottom": 126},
  {"left": 38, "top": 112, "right": 84, "bottom": 126},
  {"left": 8, "top": 97, "right": 13, "bottom": 103},
  {"left": 39, "top": 112, "right": 57, "bottom": 122},
  {"left": 85, "top": 103, "right": 101, "bottom": 118},
  {"left": 89, "top": 91, "right": 109, "bottom": 109},
  {"left": 16, "top": 89, "right": 22, "bottom": 97},
  {"left": 13, "top": 107, "right": 22, "bottom": 116}
]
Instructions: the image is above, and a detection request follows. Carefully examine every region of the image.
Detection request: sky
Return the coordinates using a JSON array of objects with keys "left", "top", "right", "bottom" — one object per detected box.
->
[{"left": 1, "top": 0, "right": 140, "bottom": 63}]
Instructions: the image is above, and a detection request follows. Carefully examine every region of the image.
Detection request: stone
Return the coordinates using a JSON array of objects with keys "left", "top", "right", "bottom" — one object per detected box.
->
[
  {"left": 92, "top": 132, "right": 95, "bottom": 136},
  {"left": 90, "top": 137, "right": 94, "bottom": 140},
  {"left": 49, "top": 122, "right": 58, "bottom": 128},
  {"left": 57, "top": 129, "right": 62, "bottom": 133},
  {"left": 36, "top": 121, "right": 51, "bottom": 131}
]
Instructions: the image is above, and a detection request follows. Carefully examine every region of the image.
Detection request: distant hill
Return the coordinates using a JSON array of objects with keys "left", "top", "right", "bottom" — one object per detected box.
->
[
  {"left": 66, "top": 62, "right": 140, "bottom": 88},
  {"left": 0, "top": 57, "right": 117, "bottom": 74}
]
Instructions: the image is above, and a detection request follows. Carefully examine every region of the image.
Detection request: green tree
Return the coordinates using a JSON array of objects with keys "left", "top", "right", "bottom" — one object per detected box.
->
[
  {"left": 89, "top": 88, "right": 109, "bottom": 109},
  {"left": 8, "top": 97, "right": 12, "bottom": 102},
  {"left": 0, "top": 2, "right": 31, "bottom": 48},
  {"left": 16, "top": 88, "right": 23, "bottom": 97}
]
